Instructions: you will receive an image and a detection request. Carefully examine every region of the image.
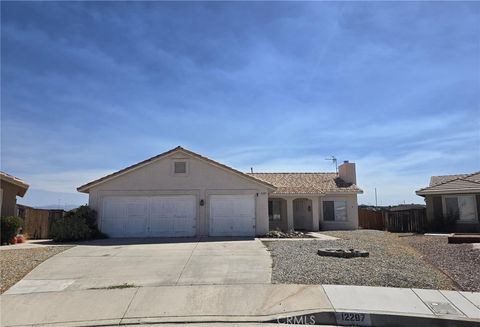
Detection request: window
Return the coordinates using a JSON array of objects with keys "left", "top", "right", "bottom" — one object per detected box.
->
[
  {"left": 444, "top": 196, "right": 476, "bottom": 221},
  {"left": 174, "top": 161, "right": 187, "bottom": 174},
  {"left": 268, "top": 199, "right": 282, "bottom": 221},
  {"left": 323, "top": 200, "right": 347, "bottom": 221},
  {"left": 323, "top": 201, "right": 334, "bottom": 221}
]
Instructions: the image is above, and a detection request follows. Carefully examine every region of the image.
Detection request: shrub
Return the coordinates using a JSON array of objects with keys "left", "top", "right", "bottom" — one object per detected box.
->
[
  {"left": 429, "top": 212, "right": 458, "bottom": 232},
  {"left": 50, "top": 205, "right": 107, "bottom": 242},
  {"left": 64, "top": 205, "right": 98, "bottom": 230},
  {"left": 1, "top": 216, "right": 23, "bottom": 245},
  {"left": 50, "top": 216, "right": 92, "bottom": 242}
]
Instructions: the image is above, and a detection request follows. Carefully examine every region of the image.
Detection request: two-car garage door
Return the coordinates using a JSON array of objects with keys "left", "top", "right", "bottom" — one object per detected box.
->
[
  {"left": 101, "top": 194, "right": 256, "bottom": 237},
  {"left": 102, "top": 196, "right": 196, "bottom": 237}
]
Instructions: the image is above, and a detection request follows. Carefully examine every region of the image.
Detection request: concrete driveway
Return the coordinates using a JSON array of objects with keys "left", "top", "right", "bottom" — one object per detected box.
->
[{"left": 5, "top": 238, "right": 272, "bottom": 294}]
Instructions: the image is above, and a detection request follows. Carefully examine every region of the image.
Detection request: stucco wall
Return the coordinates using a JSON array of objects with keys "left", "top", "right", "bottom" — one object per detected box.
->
[
  {"left": 319, "top": 194, "right": 359, "bottom": 230},
  {"left": 1, "top": 181, "right": 20, "bottom": 216},
  {"left": 86, "top": 152, "right": 271, "bottom": 236},
  {"left": 268, "top": 193, "right": 359, "bottom": 231}
]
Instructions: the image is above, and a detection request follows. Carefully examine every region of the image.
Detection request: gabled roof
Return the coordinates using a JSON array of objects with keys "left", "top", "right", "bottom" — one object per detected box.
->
[
  {"left": 416, "top": 171, "right": 480, "bottom": 196},
  {"left": 247, "top": 172, "right": 363, "bottom": 195},
  {"left": 77, "top": 146, "right": 276, "bottom": 193},
  {"left": 0, "top": 171, "right": 29, "bottom": 197}
]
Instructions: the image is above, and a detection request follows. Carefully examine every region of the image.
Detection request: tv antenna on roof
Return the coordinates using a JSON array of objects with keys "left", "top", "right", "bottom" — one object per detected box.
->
[{"left": 325, "top": 155, "right": 338, "bottom": 173}]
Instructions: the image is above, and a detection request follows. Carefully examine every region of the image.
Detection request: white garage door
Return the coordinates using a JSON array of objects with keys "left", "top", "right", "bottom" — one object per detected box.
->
[
  {"left": 102, "top": 195, "right": 196, "bottom": 237},
  {"left": 209, "top": 195, "right": 256, "bottom": 236}
]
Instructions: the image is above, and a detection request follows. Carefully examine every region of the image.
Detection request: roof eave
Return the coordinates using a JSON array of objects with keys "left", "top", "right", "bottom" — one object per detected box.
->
[{"left": 416, "top": 188, "right": 480, "bottom": 196}]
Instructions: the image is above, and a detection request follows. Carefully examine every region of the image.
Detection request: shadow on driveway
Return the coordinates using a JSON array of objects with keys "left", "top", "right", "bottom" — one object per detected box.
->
[{"left": 30, "top": 236, "right": 256, "bottom": 246}]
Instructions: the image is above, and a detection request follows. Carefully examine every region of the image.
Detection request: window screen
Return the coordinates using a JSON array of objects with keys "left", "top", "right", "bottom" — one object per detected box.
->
[
  {"left": 458, "top": 196, "right": 475, "bottom": 221},
  {"left": 174, "top": 161, "right": 187, "bottom": 174},
  {"left": 445, "top": 197, "right": 459, "bottom": 219},
  {"left": 323, "top": 201, "right": 335, "bottom": 221},
  {"left": 268, "top": 199, "right": 282, "bottom": 221},
  {"left": 334, "top": 201, "right": 347, "bottom": 221}
]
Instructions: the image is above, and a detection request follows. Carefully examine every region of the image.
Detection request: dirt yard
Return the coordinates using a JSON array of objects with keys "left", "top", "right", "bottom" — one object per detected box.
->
[
  {"left": 264, "top": 230, "right": 459, "bottom": 290},
  {"left": 403, "top": 234, "right": 480, "bottom": 292}
]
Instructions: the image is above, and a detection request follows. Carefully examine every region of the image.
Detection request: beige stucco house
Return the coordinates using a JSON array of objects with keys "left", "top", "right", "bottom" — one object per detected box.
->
[
  {"left": 0, "top": 172, "right": 29, "bottom": 216},
  {"left": 416, "top": 172, "right": 480, "bottom": 232},
  {"left": 78, "top": 146, "right": 362, "bottom": 237}
]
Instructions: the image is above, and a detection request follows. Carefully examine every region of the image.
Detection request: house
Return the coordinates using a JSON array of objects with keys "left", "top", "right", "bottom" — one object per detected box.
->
[
  {"left": 77, "top": 146, "right": 362, "bottom": 237},
  {"left": 0, "top": 172, "right": 29, "bottom": 216},
  {"left": 416, "top": 172, "right": 480, "bottom": 232}
]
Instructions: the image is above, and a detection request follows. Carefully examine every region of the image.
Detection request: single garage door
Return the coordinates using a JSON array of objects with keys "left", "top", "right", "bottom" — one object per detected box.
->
[
  {"left": 209, "top": 194, "right": 256, "bottom": 236},
  {"left": 102, "top": 195, "right": 196, "bottom": 237}
]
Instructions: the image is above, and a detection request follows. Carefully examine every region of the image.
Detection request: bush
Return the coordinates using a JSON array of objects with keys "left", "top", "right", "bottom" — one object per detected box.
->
[
  {"left": 1, "top": 216, "right": 23, "bottom": 245},
  {"left": 50, "top": 205, "right": 107, "bottom": 242},
  {"left": 64, "top": 205, "right": 98, "bottom": 230},
  {"left": 50, "top": 216, "right": 92, "bottom": 242}
]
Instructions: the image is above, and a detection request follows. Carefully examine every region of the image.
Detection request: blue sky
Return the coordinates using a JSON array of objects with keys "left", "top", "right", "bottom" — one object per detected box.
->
[{"left": 1, "top": 1, "right": 479, "bottom": 208}]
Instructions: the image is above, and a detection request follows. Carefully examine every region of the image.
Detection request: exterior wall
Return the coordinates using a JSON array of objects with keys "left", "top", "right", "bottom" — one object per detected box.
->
[
  {"left": 424, "top": 193, "right": 480, "bottom": 232},
  {"left": 0, "top": 181, "right": 21, "bottom": 216},
  {"left": 87, "top": 152, "right": 271, "bottom": 236},
  {"left": 320, "top": 194, "right": 359, "bottom": 230},
  {"left": 268, "top": 193, "right": 359, "bottom": 231}
]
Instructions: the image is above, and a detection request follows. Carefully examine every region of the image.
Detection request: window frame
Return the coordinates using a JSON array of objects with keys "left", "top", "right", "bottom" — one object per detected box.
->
[
  {"left": 442, "top": 194, "right": 477, "bottom": 222},
  {"left": 322, "top": 199, "right": 348, "bottom": 222},
  {"left": 268, "top": 199, "right": 282, "bottom": 221}
]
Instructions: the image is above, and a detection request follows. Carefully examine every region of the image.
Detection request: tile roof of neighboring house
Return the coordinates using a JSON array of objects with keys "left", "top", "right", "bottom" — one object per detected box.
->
[
  {"left": 247, "top": 172, "right": 363, "bottom": 195},
  {"left": 416, "top": 171, "right": 480, "bottom": 196},
  {"left": 429, "top": 174, "right": 469, "bottom": 186},
  {"left": 77, "top": 146, "right": 276, "bottom": 192},
  {"left": 0, "top": 171, "right": 29, "bottom": 197}
]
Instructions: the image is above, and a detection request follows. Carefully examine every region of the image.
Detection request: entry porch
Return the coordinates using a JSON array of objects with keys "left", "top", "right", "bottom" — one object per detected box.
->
[{"left": 268, "top": 196, "right": 320, "bottom": 232}]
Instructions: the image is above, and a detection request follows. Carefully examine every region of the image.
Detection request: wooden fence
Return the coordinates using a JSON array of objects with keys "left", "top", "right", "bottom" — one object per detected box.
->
[
  {"left": 358, "top": 208, "right": 385, "bottom": 230},
  {"left": 17, "top": 206, "right": 64, "bottom": 239},
  {"left": 384, "top": 209, "right": 427, "bottom": 233},
  {"left": 358, "top": 208, "right": 427, "bottom": 233}
]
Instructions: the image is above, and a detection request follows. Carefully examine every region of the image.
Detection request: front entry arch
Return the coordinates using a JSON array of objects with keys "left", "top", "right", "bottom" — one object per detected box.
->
[{"left": 293, "top": 198, "right": 312, "bottom": 230}]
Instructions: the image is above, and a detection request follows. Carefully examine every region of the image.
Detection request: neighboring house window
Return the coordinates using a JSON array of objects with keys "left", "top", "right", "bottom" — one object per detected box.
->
[
  {"left": 174, "top": 161, "right": 187, "bottom": 174},
  {"left": 444, "top": 195, "right": 476, "bottom": 221},
  {"left": 268, "top": 199, "right": 282, "bottom": 221},
  {"left": 323, "top": 200, "right": 347, "bottom": 221}
]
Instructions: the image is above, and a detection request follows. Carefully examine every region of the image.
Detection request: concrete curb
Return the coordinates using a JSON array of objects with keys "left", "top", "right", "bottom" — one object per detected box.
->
[
  {"left": 4, "top": 309, "right": 478, "bottom": 327},
  {"left": 2, "top": 284, "right": 478, "bottom": 326}
]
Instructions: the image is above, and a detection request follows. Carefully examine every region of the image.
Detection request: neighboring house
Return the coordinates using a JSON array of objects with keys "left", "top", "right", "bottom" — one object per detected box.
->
[
  {"left": 0, "top": 172, "right": 29, "bottom": 216},
  {"left": 416, "top": 172, "right": 480, "bottom": 232},
  {"left": 78, "top": 146, "right": 362, "bottom": 238}
]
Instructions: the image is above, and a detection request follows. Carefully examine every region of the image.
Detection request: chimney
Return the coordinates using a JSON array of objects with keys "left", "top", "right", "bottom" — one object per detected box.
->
[{"left": 338, "top": 160, "right": 356, "bottom": 184}]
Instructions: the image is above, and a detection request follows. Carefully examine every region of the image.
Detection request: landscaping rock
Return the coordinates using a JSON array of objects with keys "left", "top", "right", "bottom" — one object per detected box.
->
[{"left": 264, "top": 230, "right": 457, "bottom": 290}]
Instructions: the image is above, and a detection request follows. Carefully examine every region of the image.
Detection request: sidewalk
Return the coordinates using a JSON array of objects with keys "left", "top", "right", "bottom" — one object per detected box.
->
[{"left": 1, "top": 284, "right": 479, "bottom": 326}]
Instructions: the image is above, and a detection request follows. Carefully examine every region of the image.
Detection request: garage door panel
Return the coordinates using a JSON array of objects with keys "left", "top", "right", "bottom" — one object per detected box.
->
[
  {"left": 149, "top": 196, "right": 196, "bottom": 237},
  {"left": 209, "top": 195, "right": 255, "bottom": 237},
  {"left": 102, "top": 195, "right": 196, "bottom": 238}
]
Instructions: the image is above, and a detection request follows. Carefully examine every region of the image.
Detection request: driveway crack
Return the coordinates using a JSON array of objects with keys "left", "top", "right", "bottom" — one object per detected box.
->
[
  {"left": 120, "top": 287, "right": 140, "bottom": 323},
  {"left": 175, "top": 239, "right": 200, "bottom": 286}
]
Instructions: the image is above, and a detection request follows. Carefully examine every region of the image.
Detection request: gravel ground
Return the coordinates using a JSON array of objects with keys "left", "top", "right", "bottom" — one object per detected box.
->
[
  {"left": 403, "top": 235, "right": 480, "bottom": 292},
  {"left": 264, "top": 230, "right": 457, "bottom": 290},
  {"left": 0, "top": 246, "right": 72, "bottom": 294}
]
